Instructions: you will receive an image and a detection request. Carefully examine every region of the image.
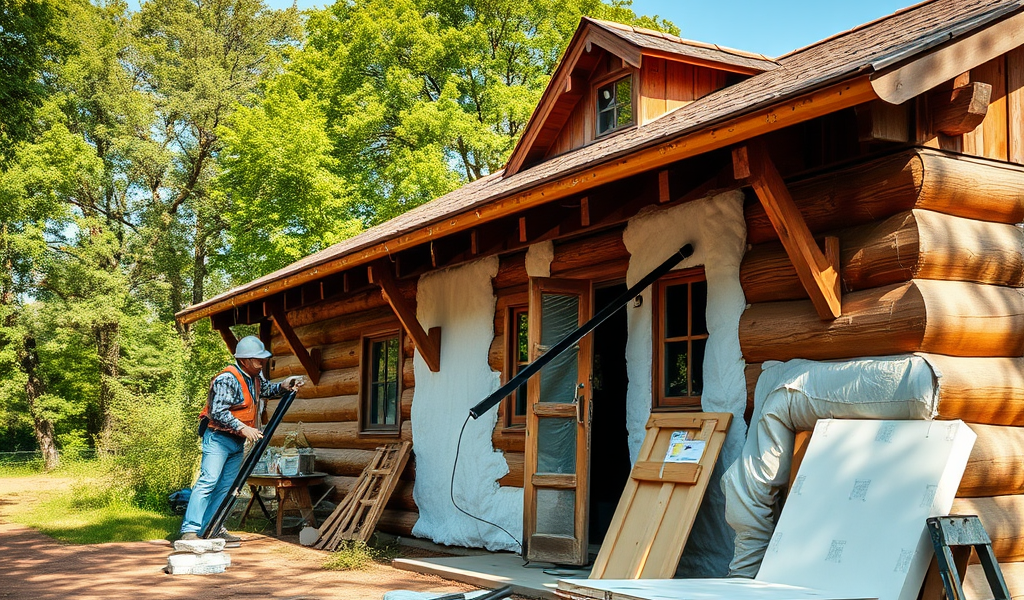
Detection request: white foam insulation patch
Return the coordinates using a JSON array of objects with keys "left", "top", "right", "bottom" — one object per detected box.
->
[
  {"left": 410, "top": 256, "right": 523, "bottom": 551},
  {"left": 622, "top": 190, "right": 748, "bottom": 577},
  {"left": 525, "top": 240, "right": 554, "bottom": 278}
]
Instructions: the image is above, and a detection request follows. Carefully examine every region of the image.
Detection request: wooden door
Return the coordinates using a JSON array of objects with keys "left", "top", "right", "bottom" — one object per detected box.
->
[{"left": 524, "top": 277, "right": 593, "bottom": 565}]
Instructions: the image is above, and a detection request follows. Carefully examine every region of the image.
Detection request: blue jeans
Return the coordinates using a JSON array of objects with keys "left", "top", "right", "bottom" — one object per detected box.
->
[{"left": 180, "top": 429, "right": 244, "bottom": 534}]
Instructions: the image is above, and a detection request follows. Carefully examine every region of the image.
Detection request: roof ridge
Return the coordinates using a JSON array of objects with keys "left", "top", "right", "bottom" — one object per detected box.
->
[{"left": 585, "top": 17, "right": 775, "bottom": 62}]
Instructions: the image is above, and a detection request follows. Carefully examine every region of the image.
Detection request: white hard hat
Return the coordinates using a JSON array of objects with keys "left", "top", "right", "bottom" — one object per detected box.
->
[{"left": 234, "top": 335, "right": 272, "bottom": 359}]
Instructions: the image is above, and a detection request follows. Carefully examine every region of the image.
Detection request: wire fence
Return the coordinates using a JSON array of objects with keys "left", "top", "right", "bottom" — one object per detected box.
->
[{"left": 0, "top": 448, "right": 100, "bottom": 467}]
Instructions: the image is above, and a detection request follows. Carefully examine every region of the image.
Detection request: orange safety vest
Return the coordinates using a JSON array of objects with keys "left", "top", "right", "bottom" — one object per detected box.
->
[{"left": 200, "top": 364, "right": 260, "bottom": 432}]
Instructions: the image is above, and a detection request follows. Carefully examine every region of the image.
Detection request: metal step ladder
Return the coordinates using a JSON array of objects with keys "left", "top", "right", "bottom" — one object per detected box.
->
[{"left": 927, "top": 514, "right": 1010, "bottom": 600}]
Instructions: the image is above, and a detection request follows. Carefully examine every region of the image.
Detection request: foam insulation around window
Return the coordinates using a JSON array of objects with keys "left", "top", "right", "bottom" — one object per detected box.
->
[
  {"left": 622, "top": 190, "right": 748, "bottom": 577},
  {"left": 410, "top": 256, "right": 523, "bottom": 551},
  {"left": 525, "top": 240, "right": 554, "bottom": 278}
]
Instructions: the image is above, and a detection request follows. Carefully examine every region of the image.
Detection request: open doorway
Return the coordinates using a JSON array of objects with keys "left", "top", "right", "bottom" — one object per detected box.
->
[{"left": 588, "top": 283, "right": 632, "bottom": 549}]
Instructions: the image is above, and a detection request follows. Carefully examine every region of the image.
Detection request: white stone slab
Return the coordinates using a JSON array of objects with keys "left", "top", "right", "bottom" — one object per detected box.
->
[
  {"left": 172, "top": 538, "right": 225, "bottom": 553},
  {"left": 756, "top": 419, "right": 975, "bottom": 600},
  {"left": 557, "top": 578, "right": 870, "bottom": 600},
  {"left": 165, "top": 550, "right": 231, "bottom": 575}
]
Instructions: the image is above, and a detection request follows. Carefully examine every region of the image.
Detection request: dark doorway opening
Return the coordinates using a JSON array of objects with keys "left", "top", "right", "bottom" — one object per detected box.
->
[{"left": 588, "top": 282, "right": 631, "bottom": 548}]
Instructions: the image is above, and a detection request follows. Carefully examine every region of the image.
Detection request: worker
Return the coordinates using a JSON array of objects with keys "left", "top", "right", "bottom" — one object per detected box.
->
[{"left": 179, "top": 335, "right": 305, "bottom": 543}]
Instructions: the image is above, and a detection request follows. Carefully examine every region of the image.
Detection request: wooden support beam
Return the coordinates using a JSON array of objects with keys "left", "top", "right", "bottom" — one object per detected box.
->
[
  {"left": 580, "top": 197, "right": 590, "bottom": 227},
  {"left": 369, "top": 260, "right": 441, "bottom": 372},
  {"left": 264, "top": 298, "right": 322, "bottom": 385},
  {"left": 931, "top": 82, "right": 992, "bottom": 135},
  {"left": 211, "top": 312, "right": 238, "bottom": 355},
  {"left": 734, "top": 142, "right": 841, "bottom": 320},
  {"left": 259, "top": 319, "right": 273, "bottom": 379},
  {"left": 658, "top": 170, "right": 670, "bottom": 203}
]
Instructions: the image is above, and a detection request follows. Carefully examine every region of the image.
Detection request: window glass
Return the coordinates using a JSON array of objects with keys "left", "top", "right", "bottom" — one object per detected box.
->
[
  {"left": 596, "top": 75, "right": 633, "bottom": 136},
  {"left": 654, "top": 270, "right": 708, "bottom": 409},
  {"left": 365, "top": 336, "right": 400, "bottom": 430},
  {"left": 692, "top": 280, "right": 708, "bottom": 335}
]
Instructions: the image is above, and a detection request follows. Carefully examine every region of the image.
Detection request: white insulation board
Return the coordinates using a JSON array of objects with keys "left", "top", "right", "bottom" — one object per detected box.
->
[
  {"left": 561, "top": 418, "right": 975, "bottom": 600},
  {"left": 756, "top": 419, "right": 976, "bottom": 600},
  {"left": 559, "top": 578, "right": 871, "bottom": 600}
]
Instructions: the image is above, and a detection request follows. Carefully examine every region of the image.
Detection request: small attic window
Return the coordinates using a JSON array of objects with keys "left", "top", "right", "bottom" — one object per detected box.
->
[{"left": 597, "top": 75, "right": 633, "bottom": 136}]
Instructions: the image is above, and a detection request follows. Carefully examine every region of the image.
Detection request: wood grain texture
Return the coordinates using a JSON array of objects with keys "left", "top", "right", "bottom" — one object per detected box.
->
[
  {"left": 739, "top": 280, "right": 1024, "bottom": 363},
  {"left": 315, "top": 448, "right": 380, "bottom": 477},
  {"left": 958, "top": 424, "right": 1024, "bottom": 498},
  {"left": 741, "top": 209, "right": 1024, "bottom": 304},
  {"left": 1009, "top": 47, "right": 1024, "bottom": 165},
  {"left": 964, "top": 560, "right": 1024, "bottom": 600},
  {"left": 324, "top": 474, "right": 417, "bottom": 510},
  {"left": 377, "top": 509, "right": 418, "bottom": 537},
  {"left": 499, "top": 451, "right": 524, "bottom": 488},
  {"left": 270, "top": 306, "right": 399, "bottom": 355},
  {"left": 950, "top": 495, "right": 1024, "bottom": 563},
  {"left": 271, "top": 420, "right": 412, "bottom": 449},
  {"left": 745, "top": 149, "right": 1024, "bottom": 245},
  {"left": 927, "top": 355, "right": 1024, "bottom": 427},
  {"left": 973, "top": 56, "right": 1009, "bottom": 162},
  {"left": 266, "top": 389, "right": 413, "bottom": 424},
  {"left": 270, "top": 339, "right": 360, "bottom": 377},
  {"left": 287, "top": 359, "right": 413, "bottom": 399}
]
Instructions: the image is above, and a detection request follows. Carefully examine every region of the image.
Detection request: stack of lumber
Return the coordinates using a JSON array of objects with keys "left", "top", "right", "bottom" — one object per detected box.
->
[
  {"left": 315, "top": 441, "right": 412, "bottom": 550},
  {"left": 738, "top": 148, "right": 1024, "bottom": 598}
]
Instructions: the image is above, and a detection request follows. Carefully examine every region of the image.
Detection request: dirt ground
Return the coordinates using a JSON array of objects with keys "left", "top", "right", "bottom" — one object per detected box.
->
[{"left": 0, "top": 475, "right": 502, "bottom": 600}]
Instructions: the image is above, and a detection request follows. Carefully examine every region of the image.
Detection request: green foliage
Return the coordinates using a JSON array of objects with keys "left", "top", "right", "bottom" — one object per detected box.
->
[{"left": 322, "top": 538, "right": 402, "bottom": 570}]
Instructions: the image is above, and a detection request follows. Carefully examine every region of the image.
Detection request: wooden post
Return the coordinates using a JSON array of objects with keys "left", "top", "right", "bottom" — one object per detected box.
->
[
  {"left": 734, "top": 141, "right": 842, "bottom": 320},
  {"left": 368, "top": 260, "right": 442, "bottom": 372},
  {"left": 658, "top": 170, "right": 671, "bottom": 203},
  {"left": 265, "top": 298, "right": 322, "bottom": 385}
]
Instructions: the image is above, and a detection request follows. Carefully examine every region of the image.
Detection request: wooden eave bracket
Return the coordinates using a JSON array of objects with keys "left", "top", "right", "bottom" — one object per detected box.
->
[
  {"left": 930, "top": 81, "right": 991, "bottom": 135},
  {"left": 734, "top": 142, "right": 841, "bottom": 320},
  {"left": 369, "top": 260, "right": 442, "bottom": 372},
  {"left": 210, "top": 312, "right": 239, "bottom": 355},
  {"left": 264, "top": 299, "right": 322, "bottom": 385}
]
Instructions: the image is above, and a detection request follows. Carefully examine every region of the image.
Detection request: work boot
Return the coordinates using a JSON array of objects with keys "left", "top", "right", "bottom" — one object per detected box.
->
[
  {"left": 179, "top": 532, "right": 199, "bottom": 541},
  {"left": 216, "top": 529, "right": 241, "bottom": 547}
]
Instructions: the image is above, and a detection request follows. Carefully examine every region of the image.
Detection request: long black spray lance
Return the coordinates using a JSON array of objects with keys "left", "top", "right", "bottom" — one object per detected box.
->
[
  {"left": 467, "top": 243, "right": 694, "bottom": 420},
  {"left": 201, "top": 389, "right": 299, "bottom": 539}
]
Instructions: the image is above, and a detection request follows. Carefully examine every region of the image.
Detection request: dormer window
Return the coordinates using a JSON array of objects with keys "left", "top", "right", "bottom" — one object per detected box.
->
[{"left": 597, "top": 75, "right": 633, "bottom": 136}]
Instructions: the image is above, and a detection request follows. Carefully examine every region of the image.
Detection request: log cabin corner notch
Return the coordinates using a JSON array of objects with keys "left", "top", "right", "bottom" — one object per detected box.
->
[
  {"left": 368, "top": 260, "right": 441, "bottom": 372},
  {"left": 733, "top": 142, "right": 841, "bottom": 320}
]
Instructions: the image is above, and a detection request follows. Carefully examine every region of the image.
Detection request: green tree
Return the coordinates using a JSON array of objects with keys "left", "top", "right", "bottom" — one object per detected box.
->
[{"left": 216, "top": 0, "right": 676, "bottom": 243}]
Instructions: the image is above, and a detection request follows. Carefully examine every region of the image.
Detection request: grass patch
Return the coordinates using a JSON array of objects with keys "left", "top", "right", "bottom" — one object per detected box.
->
[
  {"left": 322, "top": 538, "right": 402, "bottom": 571},
  {"left": 2, "top": 467, "right": 183, "bottom": 544}
]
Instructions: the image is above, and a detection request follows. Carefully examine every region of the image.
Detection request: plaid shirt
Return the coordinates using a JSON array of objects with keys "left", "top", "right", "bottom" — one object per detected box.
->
[{"left": 208, "top": 364, "right": 285, "bottom": 432}]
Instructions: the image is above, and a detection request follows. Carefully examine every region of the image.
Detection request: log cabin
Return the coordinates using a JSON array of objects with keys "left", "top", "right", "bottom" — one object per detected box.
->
[{"left": 176, "top": 0, "right": 1024, "bottom": 592}]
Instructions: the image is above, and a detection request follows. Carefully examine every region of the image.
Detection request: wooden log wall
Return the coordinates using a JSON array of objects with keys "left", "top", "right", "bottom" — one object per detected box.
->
[
  {"left": 266, "top": 295, "right": 419, "bottom": 536},
  {"left": 741, "top": 147, "right": 1024, "bottom": 592},
  {"left": 489, "top": 227, "right": 631, "bottom": 489}
]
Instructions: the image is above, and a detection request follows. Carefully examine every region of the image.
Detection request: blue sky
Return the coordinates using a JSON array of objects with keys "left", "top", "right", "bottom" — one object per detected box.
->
[{"left": 259, "top": 0, "right": 917, "bottom": 58}]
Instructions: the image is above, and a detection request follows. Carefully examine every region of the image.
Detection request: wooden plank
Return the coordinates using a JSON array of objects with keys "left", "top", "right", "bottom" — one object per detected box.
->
[
  {"left": 641, "top": 57, "right": 667, "bottom": 125},
  {"left": 972, "top": 57, "right": 1009, "bottom": 161},
  {"left": 856, "top": 100, "right": 910, "bottom": 142},
  {"left": 589, "top": 412, "right": 732, "bottom": 579},
  {"left": 369, "top": 260, "right": 441, "bottom": 372},
  {"left": 738, "top": 142, "right": 841, "bottom": 320},
  {"left": 630, "top": 461, "right": 700, "bottom": 484},
  {"left": 531, "top": 473, "right": 576, "bottom": 488},
  {"left": 178, "top": 77, "right": 879, "bottom": 326},
  {"left": 664, "top": 61, "right": 694, "bottom": 112},
  {"left": 871, "top": 10, "right": 1024, "bottom": 105},
  {"left": 1008, "top": 47, "right": 1024, "bottom": 164}
]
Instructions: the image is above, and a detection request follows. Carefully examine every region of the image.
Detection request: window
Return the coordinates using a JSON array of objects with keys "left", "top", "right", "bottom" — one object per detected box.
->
[
  {"left": 652, "top": 269, "right": 708, "bottom": 410},
  {"left": 504, "top": 306, "right": 530, "bottom": 428},
  {"left": 596, "top": 75, "right": 633, "bottom": 136},
  {"left": 360, "top": 332, "right": 402, "bottom": 433}
]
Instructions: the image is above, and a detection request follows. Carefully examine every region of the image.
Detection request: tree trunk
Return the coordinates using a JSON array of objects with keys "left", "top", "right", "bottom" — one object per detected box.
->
[
  {"left": 19, "top": 334, "right": 59, "bottom": 471},
  {"left": 192, "top": 217, "right": 207, "bottom": 306},
  {"left": 95, "top": 321, "right": 120, "bottom": 450}
]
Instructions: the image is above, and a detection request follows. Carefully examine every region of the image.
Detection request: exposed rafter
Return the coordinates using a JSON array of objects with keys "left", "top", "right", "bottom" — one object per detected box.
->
[
  {"left": 265, "top": 299, "right": 322, "bottom": 385},
  {"left": 210, "top": 312, "right": 238, "bottom": 355},
  {"left": 368, "top": 260, "right": 442, "bottom": 372},
  {"left": 734, "top": 142, "right": 841, "bottom": 320}
]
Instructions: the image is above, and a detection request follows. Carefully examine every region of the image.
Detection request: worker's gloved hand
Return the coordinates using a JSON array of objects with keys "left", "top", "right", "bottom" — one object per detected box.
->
[
  {"left": 239, "top": 425, "right": 263, "bottom": 442},
  {"left": 282, "top": 376, "right": 305, "bottom": 391}
]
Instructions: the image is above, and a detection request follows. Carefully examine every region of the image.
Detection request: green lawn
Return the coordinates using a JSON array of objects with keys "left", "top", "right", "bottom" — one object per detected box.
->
[{"left": 0, "top": 464, "right": 183, "bottom": 545}]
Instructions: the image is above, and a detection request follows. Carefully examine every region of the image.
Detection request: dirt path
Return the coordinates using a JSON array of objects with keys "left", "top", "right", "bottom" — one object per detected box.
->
[{"left": 0, "top": 475, "right": 477, "bottom": 600}]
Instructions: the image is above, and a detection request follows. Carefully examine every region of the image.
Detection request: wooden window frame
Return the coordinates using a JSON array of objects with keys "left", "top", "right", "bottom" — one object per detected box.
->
[
  {"left": 593, "top": 68, "right": 638, "bottom": 138},
  {"left": 502, "top": 305, "right": 530, "bottom": 430},
  {"left": 652, "top": 268, "right": 708, "bottom": 411},
  {"left": 358, "top": 329, "right": 403, "bottom": 435}
]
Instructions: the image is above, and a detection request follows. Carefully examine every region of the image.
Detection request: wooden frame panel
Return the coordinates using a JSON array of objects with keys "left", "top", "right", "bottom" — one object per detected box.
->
[
  {"left": 503, "top": 304, "right": 530, "bottom": 429},
  {"left": 358, "top": 328, "right": 404, "bottom": 435},
  {"left": 592, "top": 66, "right": 639, "bottom": 139}
]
